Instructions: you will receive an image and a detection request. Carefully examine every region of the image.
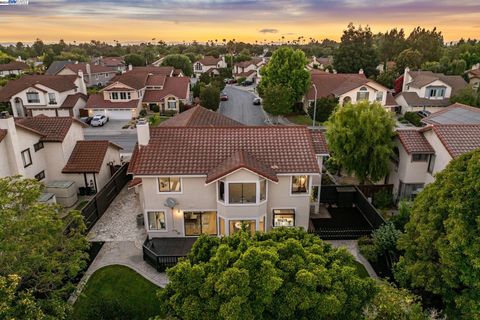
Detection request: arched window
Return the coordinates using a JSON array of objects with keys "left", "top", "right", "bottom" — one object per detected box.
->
[
  {"left": 167, "top": 97, "right": 177, "bottom": 110},
  {"left": 342, "top": 96, "right": 351, "bottom": 105},
  {"left": 356, "top": 86, "right": 370, "bottom": 101}
]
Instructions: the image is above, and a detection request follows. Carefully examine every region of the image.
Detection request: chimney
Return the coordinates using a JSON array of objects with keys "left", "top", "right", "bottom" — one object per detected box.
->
[
  {"left": 128, "top": 64, "right": 133, "bottom": 71},
  {"left": 137, "top": 118, "right": 150, "bottom": 147},
  {"left": 16, "top": 56, "right": 22, "bottom": 61},
  {"left": 86, "top": 63, "right": 91, "bottom": 76},
  {"left": 359, "top": 69, "right": 364, "bottom": 75},
  {"left": 77, "top": 70, "right": 87, "bottom": 94}
]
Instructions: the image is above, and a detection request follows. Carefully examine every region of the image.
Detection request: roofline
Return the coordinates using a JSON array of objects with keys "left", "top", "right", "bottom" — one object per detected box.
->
[{"left": 205, "top": 166, "right": 279, "bottom": 185}]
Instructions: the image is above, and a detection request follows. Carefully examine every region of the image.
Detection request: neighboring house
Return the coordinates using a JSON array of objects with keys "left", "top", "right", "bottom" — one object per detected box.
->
[
  {"left": 45, "top": 60, "right": 74, "bottom": 75},
  {"left": 92, "top": 56, "right": 126, "bottom": 73},
  {"left": 306, "top": 56, "right": 333, "bottom": 71},
  {"left": 159, "top": 105, "right": 243, "bottom": 127},
  {"left": 233, "top": 57, "right": 265, "bottom": 83},
  {"left": 0, "top": 61, "right": 29, "bottom": 78},
  {"left": 128, "top": 118, "right": 329, "bottom": 238},
  {"left": 305, "top": 71, "right": 390, "bottom": 111},
  {"left": 466, "top": 63, "right": 480, "bottom": 90},
  {"left": 388, "top": 105, "right": 480, "bottom": 200},
  {"left": 85, "top": 67, "right": 190, "bottom": 119},
  {"left": 0, "top": 73, "right": 88, "bottom": 118},
  {"left": 193, "top": 56, "right": 227, "bottom": 76},
  {"left": 56, "top": 62, "right": 117, "bottom": 87},
  {"left": 395, "top": 67, "right": 468, "bottom": 114},
  {"left": 0, "top": 114, "right": 122, "bottom": 197}
]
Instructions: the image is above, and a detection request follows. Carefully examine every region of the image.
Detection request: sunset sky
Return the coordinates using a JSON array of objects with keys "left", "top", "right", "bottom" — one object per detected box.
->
[{"left": 0, "top": 0, "right": 479, "bottom": 44}]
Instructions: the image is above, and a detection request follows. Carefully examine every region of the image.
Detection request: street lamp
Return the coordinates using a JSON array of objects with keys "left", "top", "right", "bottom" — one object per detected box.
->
[{"left": 312, "top": 83, "right": 318, "bottom": 128}]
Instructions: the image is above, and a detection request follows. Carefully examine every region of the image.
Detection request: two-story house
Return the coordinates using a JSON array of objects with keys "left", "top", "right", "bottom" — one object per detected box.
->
[
  {"left": 305, "top": 71, "right": 392, "bottom": 111},
  {"left": 395, "top": 67, "right": 468, "bottom": 114},
  {"left": 387, "top": 103, "right": 480, "bottom": 200},
  {"left": 92, "top": 56, "right": 126, "bottom": 73},
  {"left": 233, "top": 57, "right": 265, "bottom": 83},
  {"left": 193, "top": 56, "right": 228, "bottom": 76},
  {"left": 466, "top": 63, "right": 480, "bottom": 90},
  {"left": 0, "top": 114, "right": 122, "bottom": 198},
  {"left": 128, "top": 118, "right": 328, "bottom": 238},
  {"left": 0, "top": 73, "right": 88, "bottom": 118},
  {"left": 56, "top": 62, "right": 118, "bottom": 87},
  {"left": 84, "top": 67, "right": 190, "bottom": 119},
  {"left": 0, "top": 60, "right": 29, "bottom": 78}
]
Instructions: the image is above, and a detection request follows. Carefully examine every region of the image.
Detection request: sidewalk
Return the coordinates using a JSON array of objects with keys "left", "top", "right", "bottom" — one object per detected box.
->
[{"left": 326, "top": 240, "right": 378, "bottom": 278}]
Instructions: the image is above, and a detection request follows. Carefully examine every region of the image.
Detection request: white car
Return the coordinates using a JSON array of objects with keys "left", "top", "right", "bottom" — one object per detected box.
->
[{"left": 90, "top": 115, "right": 109, "bottom": 127}]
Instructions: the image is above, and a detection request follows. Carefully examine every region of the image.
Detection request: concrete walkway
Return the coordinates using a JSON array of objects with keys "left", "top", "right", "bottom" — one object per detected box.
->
[{"left": 326, "top": 240, "right": 378, "bottom": 278}]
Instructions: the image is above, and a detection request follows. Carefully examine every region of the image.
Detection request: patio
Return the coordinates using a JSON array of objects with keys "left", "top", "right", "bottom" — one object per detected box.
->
[{"left": 143, "top": 237, "right": 197, "bottom": 271}]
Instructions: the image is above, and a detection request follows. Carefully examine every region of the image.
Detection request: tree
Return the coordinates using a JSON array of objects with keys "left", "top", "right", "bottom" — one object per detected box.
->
[
  {"left": 334, "top": 23, "right": 379, "bottom": 77},
  {"left": 377, "top": 28, "right": 408, "bottom": 65},
  {"left": 262, "top": 84, "right": 295, "bottom": 119},
  {"left": 0, "top": 274, "right": 45, "bottom": 320},
  {"left": 407, "top": 27, "right": 443, "bottom": 63},
  {"left": 395, "top": 149, "right": 480, "bottom": 318},
  {"left": 450, "top": 85, "right": 480, "bottom": 108},
  {"left": 375, "top": 69, "right": 398, "bottom": 89},
  {"left": 162, "top": 54, "right": 193, "bottom": 76},
  {"left": 158, "top": 228, "right": 377, "bottom": 320},
  {"left": 258, "top": 46, "right": 310, "bottom": 103},
  {"left": 307, "top": 96, "right": 339, "bottom": 123},
  {"left": 0, "top": 51, "right": 15, "bottom": 64},
  {"left": 395, "top": 49, "right": 423, "bottom": 73},
  {"left": 0, "top": 177, "right": 89, "bottom": 319},
  {"left": 325, "top": 101, "right": 395, "bottom": 184},
  {"left": 200, "top": 85, "right": 220, "bottom": 111},
  {"left": 124, "top": 53, "right": 146, "bottom": 66}
]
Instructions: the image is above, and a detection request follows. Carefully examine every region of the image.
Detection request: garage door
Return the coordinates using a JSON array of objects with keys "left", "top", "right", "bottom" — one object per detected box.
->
[{"left": 105, "top": 109, "right": 132, "bottom": 120}]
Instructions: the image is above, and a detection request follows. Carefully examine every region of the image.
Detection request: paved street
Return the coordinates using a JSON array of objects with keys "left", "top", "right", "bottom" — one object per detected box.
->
[
  {"left": 83, "top": 120, "right": 137, "bottom": 153},
  {"left": 219, "top": 85, "right": 269, "bottom": 125}
]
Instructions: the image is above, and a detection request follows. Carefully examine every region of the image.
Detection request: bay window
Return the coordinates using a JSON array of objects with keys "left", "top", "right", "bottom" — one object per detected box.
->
[
  {"left": 158, "top": 177, "right": 181, "bottom": 192},
  {"left": 147, "top": 211, "right": 166, "bottom": 230},
  {"left": 228, "top": 183, "right": 256, "bottom": 204}
]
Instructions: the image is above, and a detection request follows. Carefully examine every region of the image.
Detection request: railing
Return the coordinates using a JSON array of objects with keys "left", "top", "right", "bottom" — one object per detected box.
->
[
  {"left": 355, "top": 189, "right": 386, "bottom": 229},
  {"left": 357, "top": 184, "right": 393, "bottom": 200},
  {"left": 142, "top": 238, "right": 186, "bottom": 272}
]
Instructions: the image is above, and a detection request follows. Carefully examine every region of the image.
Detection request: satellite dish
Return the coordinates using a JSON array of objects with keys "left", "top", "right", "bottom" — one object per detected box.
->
[{"left": 164, "top": 197, "right": 178, "bottom": 208}]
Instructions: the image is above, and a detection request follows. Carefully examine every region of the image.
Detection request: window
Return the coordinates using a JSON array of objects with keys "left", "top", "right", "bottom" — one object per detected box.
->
[
  {"left": 229, "top": 220, "right": 256, "bottom": 234},
  {"left": 147, "top": 211, "right": 166, "bottom": 230},
  {"left": 427, "top": 86, "right": 446, "bottom": 98},
  {"left": 120, "top": 92, "right": 127, "bottom": 100},
  {"left": 48, "top": 93, "right": 56, "bottom": 104},
  {"left": 167, "top": 98, "right": 177, "bottom": 110},
  {"left": 259, "top": 216, "right": 265, "bottom": 232},
  {"left": 110, "top": 92, "right": 119, "bottom": 100},
  {"left": 391, "top": 147, "right": 400, "bottom": 172},
  {"left": 291, "top": 175, "right": 309, "bottom": 194},
  {"left": 158, "top": 177, "right": 181, "bottom": 192},
  {"left": 218, "top": 181, "right": 225, "bottom": 201},
  {"left": 33, "top": 141, "right": 44, "bottom": 152},
  {"left": 398, "top": 183, "right": 424, "bottom": 200},
  {"left": 26, "top": 92, "right": 40, "bottom": 103},
  {"left": 412, "top": 154, "right": 429, "bottom": 162},
  {"left": 260, "top": 179, "right": 267, "bottom": 201},
  {"left": 34, "top": 170, "right": 45, "bottom": 181},
  {"left": 21, "top": 149, "right": 32, "bottom": 167},
  {"left": 273, "top": 209, "right": 295, "bottom": 227},
  {"left": 184, "top": 211, "right": 217, "bottom": 236},
  {"left": 428, "top": 154, "right": 436, "bottom": 174},
  {"left": 127, "top": 92, "right": 131, "bottom": 99},
  {"left": 356, "top": 87, "right": 370, "bottom": 101},
  {"left": 194, "top": 62, "right": 202, "bottom": 71},
  {"left": 228, "top": 183, "right": 256, "bottom": 204},
  {"left": 342, "top": 96, "right": 351, "bottom": 105},
  {"left": 375, "top": 91, "right": 384, "bottom": 102}
]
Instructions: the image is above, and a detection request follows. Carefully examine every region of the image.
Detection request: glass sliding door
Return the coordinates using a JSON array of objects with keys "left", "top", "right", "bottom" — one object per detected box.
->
[{"left": 184, "top": 211, "right": 217, "bottom": 236}]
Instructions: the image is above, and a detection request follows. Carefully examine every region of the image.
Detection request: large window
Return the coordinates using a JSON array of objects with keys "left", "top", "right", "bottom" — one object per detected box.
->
[
  {"left": 356, "top": 87, "right": 369, "bottom": 101},
  {"left": 398, "top": 182, "right": 424, "bottom": 200},
  {"left": 184, "top": 211, "right": 217, "bottom": 236},
  {"left": 167, "top": 98, "right": 177, "bottom": 110},
  {"left": 26, "top": 92, "right": 40, "bottom": 103},
  {"left": 194, "top": 62, "right": 202, "bottom": 71},
  {"left": 229, "top": 220, "right": 256, "bottom": 234},
  {"left": 428, "top": 154, "right": 436, "bottom": 174},
  {"left": 147, "top": 211, "right": 166, "bottom": 230},
  {"left": 273, "top": 209, "right": 295, "bottom": 227},
  {"left": 291, "top": 175, "right": 309, "bottom": 194},
  {"left": 260, "top": 179, "right": 267, "bottom": 201},
  {"left": 412, "top": 154, "right": 429, "bottom": 162},
  {"left": 228, "top": 183, "right": 256, "bottom": 204},
  {"left": 427, "top": 86, "right": 446, "bottom": 98},
  {"left": 375, "top": 91, "right": 384, "bottom": 102},
  {"left": 158, "top": 177, "right": 181, "bottom": 192},
  {"left": 48, "top": 92, "right": 56, "bottom": 104},
  {"left": 21, "top": 148, "right": 32, "bottom": 167},
  {"left": 110, "top": 92, "right": 119, "bottom": 100}
]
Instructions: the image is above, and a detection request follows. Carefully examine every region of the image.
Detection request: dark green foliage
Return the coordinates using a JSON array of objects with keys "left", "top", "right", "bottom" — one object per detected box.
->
[
  {"left": 372, "top": 222, "right": 401, "bottom": 255},
  {"left": 372, "top": 189, "right": 393, "bottom": 209},
  {"left": 334, "top": 23, "right": 379, "bottom": 77},
  {"left": 407, "top": 27, "right": 443, "bottom": 63},
  {"left": 200, "top": 85, "right": 220, "bottom": 111},
  {"left": 162, "top": 54, "right": 193, "bottom": 76},
  {"left": 396, "top": 149, "right": 480, "bottom": 318},
  {"left": 395, "top": 49, "right": 423, "bottom": 73},
  {"left": 84, "top": 296, "right": 136, "bottom": 320},
  {"left": 199, "top": 72, "right": 211, "bottom": 84},
  {"left": 390, "top": 201, "right": 412, "bottom": 232},
  {"left": 150, "top": 104, "right": 160, "bottom": 113},
  {"left": 376, "top": 28, "right": 408, "bottom": 63},
  {"left": 375, "top": 70, "right": 398, "bottom": 89},
  {"left": 236, "top": 76, "right": 246, "bottom": 85},
  {"left": 191, "top": 81, "right": 203, "bottom": 98},
  {"left": 139, "top": 109, "right": 147, "bottom": 117},
  {"left": 159, "top": 228, "right": 377, "bottom": 320},
  {"left": 124, "top": 53, "right": 146, "bottom": 66},
  {"left": 307, "top": 96, "right": 339, "bottom": 123},
  {"left": 262, "top": 84, "right": 295, "bottom": 116},
  {"left": 358, "top": 237, "right": 379, "bottom": 263},
  {"left": 450, "top": 85, "right": 480, "bottom": 108},
  {"left": 403, "top": 111, "right": 422, "bottom": 127}
]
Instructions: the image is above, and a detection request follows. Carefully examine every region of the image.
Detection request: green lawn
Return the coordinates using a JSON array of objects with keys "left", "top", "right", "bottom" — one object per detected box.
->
[
  {"left": 71, "top": 265, "right": 164, "bottom": 320},
  {"left": 149, "top": 115, "right": 171, "bottom": 127},
  {"left": 353, "top": 261, "right": 370, "bottom": 278},
  {"left": 286, "top": 114, "right": 320, "bottom": 126}
]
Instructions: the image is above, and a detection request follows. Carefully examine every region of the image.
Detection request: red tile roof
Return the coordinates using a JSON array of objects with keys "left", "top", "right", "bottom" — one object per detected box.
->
[
  {"left": 429, "top": 124, "right": 480, "bottom": 158},
  {"left": 206, "top": 150, "right": 278, "bottom": 183},
  {"left": 0, "top": 129, "right": 7, "bottom": 143},
  {"left": 62, "top": 140, "right": 122, "bottom": 173},
  {"left": 99, "top": 57, "right": 125, "bottom": 67},
  {"left": 396, "top": 129, "right": 435, "bottom": 154},
  {"left": 0, "top": 61, "right": 29, "bottom": 72},
  {"left": 307, "top": 72, "right": 380, "bottom": 100},
  {"left": 131, "top": 66, "right": 174, "bottom": 76},
  {"left": 128, "top": 126, "right": 321, "bottom": 177},
  {"left": 60, "top": 93, "right": 87, "bottom": 109},
  {"left": 15, "top": 115, "right": 87, "bottom": 142},
  {"left": 146, "top": 74, "right": 166, "bottom": 87},
  {"left": 198, "top": 56, "right": 222, "bottom": 66},
  {"left": 142, "top": 77, "right": 190, "bottom": 102},
  {"left": 0, "top": 75, "right": 78, "bottom": 101},
  {"left": 309, "top": 129, "right": 329, "bottom": 155},
  {"left": 235, "top": 58, "right": 263, "bottom": 69},
  {"left": 109, "top": 72, "right": 149, "bottom": 90},
  {"left": 160, "top": 106, "right": 243, "bottom": 127},
  {"left": 85, "top": 93, "right": 140, "bottom": 109}
]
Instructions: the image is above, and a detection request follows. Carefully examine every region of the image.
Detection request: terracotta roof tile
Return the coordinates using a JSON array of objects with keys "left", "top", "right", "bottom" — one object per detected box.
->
[
  {"left": 62, "top": 140, "right": 122, "bottom": 173},
  {"left": 60, "top": 93, "right": 87, "bottom": 109},
  {"left": 128, "top": 126, "right": 320, "bottom": 177},
  {"left": 396, "top": 129, "right": 435, "bottom": 154},
  {"left": 146, "top": 75, "right": 166, "bottom": 86},
  {"left": 309, "top": 129, "right": 329, "bottom": 155},
  {"left": 142, "top": 77, "right": 190, "bottom": 102},
  {"left": 307, "top": 72, "right": 376, "bottom": 100},
  {"left": 99, "top": 57, "right": 125, "bottom": 67},
  {"left": 15, "top": 115, "right": 87, "bottom": 142},
  {"left": 429, "top": 124, "right": 480, "bottom": 158},
  {"left": 160, "top": 106, "right": 243, "bottom": 127},
  {"left": 85, "top": 93, "right": 140, "bottom": 109},
  {"left": 0, "top": 61, "right": 29, "bottom": 72},
  {"left": 130, "top": 66, "right": 174, "bottom": 76},
  {"left": 198, "top": 56, "right": 222, "bottom": 66},
  {"left": 0, "top": 129, "right": 7, "bottom": 143},
  {"left": 385, "top": 92, "right": 397, "bottom": 106},
  {"left": 0, "top": 75, "right": 78, "bottom": 101}
]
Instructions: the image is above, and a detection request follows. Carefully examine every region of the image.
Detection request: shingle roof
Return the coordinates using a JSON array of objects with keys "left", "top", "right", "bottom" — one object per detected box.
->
[
  {"left": 198, "top": 56, "right": 222, "bottom": 66},
  {"left": 99, "top": 57, "right": 125, "bottom": 67},
  {"left": 63, "top": 63, "right": 116, "bottom": 74},
  {"left": 131, "top": 66, "right": 174, "bottom": 76},
  {"left": 109, "top": 72, "right": 148, "bottom": 90},
  {"left": 15, "top": 115, "right": 87, "bottom": 142},
  {"left": 146, "top": 74, "right": 166, "bottom": 87},
  {"left": 428, "top": 124, "right": 480, "bottom": 158},
  {"left": 160, "top": 106, "right": 243, "bottom": 127},
  {"left": 235, "top": 58, "right": 263, "bottom": 69},
  {"left": 385, "top": 92, "right": 397, "bottom": 106},
  {"left": 422, "top": 103, "right": 480, "bottom": 125},
  {"left": 128, "top": 126, "right": 320, "bottom": 177},
  {"left": 142, "top": 77, "right": 190, "bottom": 102},
  {"left": 396, "top": 129, "right": 435, "bottom": 154},
  {"left": 309, "top": 129, "right": 329, "bottom": 155},
  {"left": 62, "top": 140, "right": 122, "bottom": 173},
  {"left": 206, "top": 150, "right": 278, "bottom": 183},
  {"left": 407, "top": 71, "right": 467, "bottom": 95},
  {"left": 60, "top": 93, "right": 87, "bottom": 109},
  {"left": 0, "top": 75, "right": 78, "bottom": 101},
  {"left": 0, "top": 129, "right": 7, "bottom": 143},
  {"left": 45, "top": 61, "right": 73, "bottom": 75},
  {"left": 397, "top": 92, "right": 451, "bottom": 108},
  {"left": 85, "top": 93, "right": 140, "bottom": 109},
  {"left": 0, "top": 61, "right": 29, "bottom": 72}
]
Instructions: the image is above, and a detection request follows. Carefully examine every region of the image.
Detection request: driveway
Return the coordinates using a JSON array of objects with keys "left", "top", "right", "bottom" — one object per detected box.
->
[
  {"left": 219, "top": 85, "right": 269, "bottom": 125},
  {"left": 83, "top": 120, "right": 137, "bottom": 153}
]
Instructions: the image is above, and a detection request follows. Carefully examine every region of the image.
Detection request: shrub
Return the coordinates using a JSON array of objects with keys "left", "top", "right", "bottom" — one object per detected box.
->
[
  {"left": 150, "top": 104, "right": 160, "bottom": 113},
  {"left": 324, "top": 157, "right": 340, "bottom": 174},
  {"left": 390, "top": 201, "right": 412, "bottom": 232},
  {"left": 372, "top": 189, "right": 393, "bottom": 209},
  {"left": 164, "top": 110, "right": 177, "bottom": 117},
  {"left": 358, "top": 236, "right": 379, "bottom": 263},
  {"left": 372, "top": 222, "right": 402, "bottom": 255},
  {"left": 236, "top": 76, "right": 246, "bottom": 84},
  {"left": 404, "top": 111, "right": 422, "bottom": 127},
  {"left": 307, "top": 96, "right": 339, "bottom": 123},
  {"left": 139, "top": 109, "right": 147, "bottom": 117}
]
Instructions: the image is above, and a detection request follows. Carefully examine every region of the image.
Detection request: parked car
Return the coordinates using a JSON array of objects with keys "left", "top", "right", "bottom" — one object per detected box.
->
[
  {"left": 80, "top": 116, "right": 93, "bottom": 125},
  {"left": 253, "top": 97, "right": 261, "bottom": 105},
  {"left": 90, "top": 115, "right": 109, "bottom": 127},
  {"left": 220, "top": 92, "right": 228, "bottom": 101},
  {"left": 417, "top": 110, "right": 431, "bottom": 118},
  {"left": 224, "top": 78, "right": 236, "bottom": 84},
  {"left": 242, "top": 79, "right": 254, "bottom": 86}
]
